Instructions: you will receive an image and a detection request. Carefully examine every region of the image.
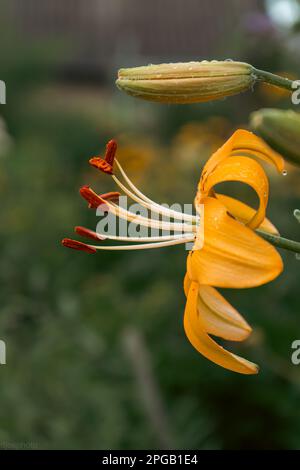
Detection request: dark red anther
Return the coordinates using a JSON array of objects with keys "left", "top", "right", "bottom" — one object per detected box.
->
[
  {"left": 79, "top": 186, "right": 118, "bottom": 211},
  {"left": 89, "top": 157, "right": 114, "bottom": 175},
  {"left": 79, "top": 186, "right": 104, "bottom": 209},
  {"left": 89, "top": 139, "right": 117, "bottom": 175},
  {"left": 61, "top": 238, "right": 96, "bottom": 254},
  {"left": 105, "top": 140, "right": 117, "bottom": 166},
  {"left": 75, "top": 226, "right": 106, "bottom": 241}
]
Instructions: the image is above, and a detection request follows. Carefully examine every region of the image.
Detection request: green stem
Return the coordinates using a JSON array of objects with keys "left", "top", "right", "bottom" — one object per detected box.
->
[
  {"left": 253, "top": 68, "right": 294, "bottom": 92},
  {"left": 256, "top": 229, "right": 300, "bottom": 254}
]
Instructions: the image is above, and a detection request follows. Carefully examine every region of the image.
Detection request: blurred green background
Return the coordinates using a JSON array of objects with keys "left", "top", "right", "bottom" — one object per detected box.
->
[{"left": 0, "top": 0, "right": 300, "bottom": 450}]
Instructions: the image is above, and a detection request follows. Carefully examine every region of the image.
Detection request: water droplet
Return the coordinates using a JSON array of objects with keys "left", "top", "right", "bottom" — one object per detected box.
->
[{"left": 282, "top": 170, "right": 288, "bottom": 176}]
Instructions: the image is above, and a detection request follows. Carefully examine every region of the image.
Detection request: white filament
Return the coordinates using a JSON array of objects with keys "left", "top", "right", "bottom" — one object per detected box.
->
[
  {"left": 90, "top": 236, "right": 194, "bottom": 250},
  {"left": 101, "top": 199, "right": 196, "bottom": 233},
  {"left": 95, "top": 232, "right": 194, "bottom": 243},
  {"left": 114, "top": 159, "right": 197, "bottom": 223}
]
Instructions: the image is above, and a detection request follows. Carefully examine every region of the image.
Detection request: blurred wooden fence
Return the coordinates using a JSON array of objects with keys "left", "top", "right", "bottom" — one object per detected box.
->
[{"left": 8, "top": 0, "right": 265, "bottom": 75}]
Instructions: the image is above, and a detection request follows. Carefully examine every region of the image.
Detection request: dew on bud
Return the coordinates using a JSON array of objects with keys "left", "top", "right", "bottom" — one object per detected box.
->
[{"left": 116, "top": 61, "right": 254, "bottom": 104}]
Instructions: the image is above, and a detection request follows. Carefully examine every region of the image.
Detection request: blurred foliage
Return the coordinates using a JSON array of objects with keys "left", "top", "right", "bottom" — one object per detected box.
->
[{"left": 0, "top": 5, "right": 300, "bottom": 451}]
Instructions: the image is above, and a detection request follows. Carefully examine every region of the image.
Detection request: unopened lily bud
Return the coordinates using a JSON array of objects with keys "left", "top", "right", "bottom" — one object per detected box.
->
[
  {"left": 116, "top": 60, "right": 254, "bottom": 104},
  {"left": 250, "top": 109, "right": 300, "bottom": 166}
]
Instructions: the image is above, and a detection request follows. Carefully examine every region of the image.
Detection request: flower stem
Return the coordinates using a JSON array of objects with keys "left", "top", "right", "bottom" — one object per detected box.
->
[
  {"left": 256, "top": 229, "right": 300, "bottom": 254},
  {"left": 253, "top": 68, "right": 294, "bottom": 92}
]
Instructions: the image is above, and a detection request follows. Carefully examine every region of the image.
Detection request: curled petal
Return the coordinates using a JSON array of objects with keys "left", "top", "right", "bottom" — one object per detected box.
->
[
  {"left": 183, "top": 281, "right": 258, "bottom": 374},
  {"left": 201, "top": 156, "right": 269, "bottom": 229},
  {"left": 188, "top": 197, "right": 283, "bottom": 288},
  {"left": 230, "top": 129, "right": 285, "bottom": 172},
  {"left": 201, "top": 129, "right": 284, "bottom": 184},
  {"left": 215, "top": 193, "right": 279, "bottom": 235}
]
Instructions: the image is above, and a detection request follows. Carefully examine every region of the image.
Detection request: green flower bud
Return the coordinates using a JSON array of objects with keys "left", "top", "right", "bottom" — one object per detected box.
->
[
  {"left": 116, "top": 61, "right": 254, "bottom": 104},
  {"left": 250, "top": 109, "right": 300, "bottom": 166}
]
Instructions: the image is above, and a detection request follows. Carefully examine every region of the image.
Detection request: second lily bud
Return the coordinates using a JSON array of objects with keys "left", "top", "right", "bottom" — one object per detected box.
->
[{"left": 250, "top": 108, "right": 300, "bottom": 167}]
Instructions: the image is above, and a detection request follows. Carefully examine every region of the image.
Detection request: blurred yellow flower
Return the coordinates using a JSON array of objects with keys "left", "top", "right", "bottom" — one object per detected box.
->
[{"left": 171, "top": 118, "right": 231, "bottom": 169}]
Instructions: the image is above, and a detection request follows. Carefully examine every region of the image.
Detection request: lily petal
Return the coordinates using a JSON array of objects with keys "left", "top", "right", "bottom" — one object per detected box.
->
[
  {"left": 183, "top": 272, "right": 192, "bottom": 297},
  {"left": 230, "top": 129, "right": 285, "bottom": 173},
  {"left": 183, "top": 281, "right": 258, "bottom": 374},
  {"left": 215, "top": 193, "right": 279, "bottom": 235},
  {"left": 198, "top": 285, "right": 252, "bottom": 341},
  {"left": 201, "top": 156, "right": 269, "bottom": 229},
  {"left": 184, "top": 274, "right": 251, "bottom": 341},
  {"left": 201, "top": 129, "right": 284, "bottom": 183},
  {"left": 187, "top": 197, "right": 283, "bottom": 288}
]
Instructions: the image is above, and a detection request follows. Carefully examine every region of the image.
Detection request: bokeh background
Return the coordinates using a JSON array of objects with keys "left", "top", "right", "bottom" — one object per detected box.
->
[{"left": 0, "top": 0, "right": 300, "bottom": 450}]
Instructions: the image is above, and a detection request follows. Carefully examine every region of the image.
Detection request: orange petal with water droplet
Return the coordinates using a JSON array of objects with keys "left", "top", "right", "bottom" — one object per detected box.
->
[{"left": 200, "top": 129, "right": 284, "bottom": 184}]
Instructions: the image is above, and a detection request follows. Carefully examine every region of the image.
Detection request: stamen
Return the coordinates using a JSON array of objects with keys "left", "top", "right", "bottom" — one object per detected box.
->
[
  {"left": 76, "top": 225, "right": 194, "bottom": 243},
  {"left": 101, "top": 197, "right": 196, "bottom": 233},
  {"left": 80, "top": 186, "right": 103, "bottom": 209},
  {"left": 99, "top": 191, "right": 120, "bottom": 203},
  {"left": 112, "top": 173, "right": 196, "bottom": 223},
  {"left": 115, "top": 159, "right": 197, "bottom": 223},
  {"left": 115, "top": 159, "right": 156, "bottom": 205},
  {"left": 89, "top": 236, "right": 194, "bottom": 251},
  {"left": 92, "top": 231, "right": 192, "bottom": 243},
  {"left": 88, "top": 142, "right": 196, "bottom": 223},
  {"left": 105, "top": 140, "right": 117, "bottom": 166},
  {"left": 79, "top": 185, "right": 195, "bottom": 232},
  {"left": 61, "top": 238, "right": 96, "bottom": 254},
  {"left": 89, "top": 140, "right": 117, "bottom": 175},
  {"left": 75, "top": 226, "right": 106, "bottom": 241},
  {"left": 80, "top": 186, "right": 118, "bottom": 210},
  {"left": 89, "top": 157, "right": 113, "bottom": 175}
]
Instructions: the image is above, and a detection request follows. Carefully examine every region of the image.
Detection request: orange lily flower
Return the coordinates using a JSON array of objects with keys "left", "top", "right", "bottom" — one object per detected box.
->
[{"left": 62, "top": 130, "right": 285, "bottom": 375}]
